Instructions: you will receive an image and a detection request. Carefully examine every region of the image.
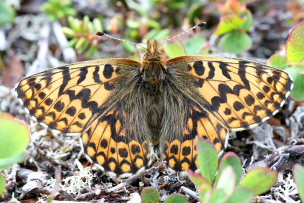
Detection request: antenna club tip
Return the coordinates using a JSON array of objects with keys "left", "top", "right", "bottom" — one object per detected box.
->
[
  {"left": 197, "top": 22, "right": 206, "bottom": 27},
  {"left": 96, "top": 31, "right": 105, "bottom": 36}
]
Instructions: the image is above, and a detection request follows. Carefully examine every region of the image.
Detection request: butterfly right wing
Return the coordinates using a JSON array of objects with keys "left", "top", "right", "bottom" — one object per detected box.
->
[
  {"left": 16, "top": 59, "right": 141, "bottom": 134},
  {"left": 160, "top": 92, "right": 228, "bottom": 172}
]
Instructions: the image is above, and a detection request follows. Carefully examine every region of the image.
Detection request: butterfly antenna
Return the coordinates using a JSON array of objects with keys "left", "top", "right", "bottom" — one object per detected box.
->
[
  {"left": 96, "top": 32, "right": 147, "bottom": 50},
  {"left": 158, "top": 22, "right": 206, "bottom": 48}
]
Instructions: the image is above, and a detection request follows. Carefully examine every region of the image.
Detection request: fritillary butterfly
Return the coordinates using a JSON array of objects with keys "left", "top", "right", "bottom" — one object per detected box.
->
[{"left": 16, "top": 25, "right": 293, "bottom": 177}]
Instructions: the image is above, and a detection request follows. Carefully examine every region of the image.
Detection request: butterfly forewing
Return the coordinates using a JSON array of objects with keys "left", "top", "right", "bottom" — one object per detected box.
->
[
  {"left": 166, "top": 56, "right": 293, "bottom": 131},
  {"left": 16, "top": 59, "right": 141, "bottom": 134}
]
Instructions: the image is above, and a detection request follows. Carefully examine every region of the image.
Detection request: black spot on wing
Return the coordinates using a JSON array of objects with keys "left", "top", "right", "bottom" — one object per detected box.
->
[
  {"left": 219, "top": 62, "right": 232, "bottom": 80},
  {"left": 233, "top": 101, "right": 245, "bottom": 111},
  {"left": 59, "top": 67, "right": 71, "bottom": 95},
  {"left": 119, "top": 148, "right": 128, "bottom": 158},
  {"left": 238, "top": 61, "right": 250, "bottom": 90},
  {"left": 182, "top": 147, "right": 191, "bottom": 156},
  {"left": 170, "top": 145, "right": 179, "bottom": 155},
  {"left": 77, "top": 67, "right": 88, "bottom": 84},
  {"left": 245, "top": 94, "right": 255, "bottom": 106},
  {"left": 93, "top": 66, "right": 102, "bottom": 83},
  {"left": 54, "top": 101, "right": 65, "bottom": 112},
  {"left": 206, "top": 62, "right": 215, "bottom": 79},
  {"left": 66, "top": 106, "right": 76, "bottom": 116},
  {"left": 193, "top": 61, "right": 204, "bottom": 76},
  {"left": 104, "top": 64, "right": 114, "bottom": 79}
]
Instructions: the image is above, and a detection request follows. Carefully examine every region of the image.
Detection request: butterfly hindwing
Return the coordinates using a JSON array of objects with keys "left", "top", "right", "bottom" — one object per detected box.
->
[
  {"left": 166, "top": 56, "right": 293, "bottom": 131},
  {"left": 82, "top": 105, "right": 151, "bottom": 175},
  {"left": 160, "top": 95, "right": 227, "bottom": 172},
  {"left": 16, "top": 59, "right": 141, "bottom": 134}
]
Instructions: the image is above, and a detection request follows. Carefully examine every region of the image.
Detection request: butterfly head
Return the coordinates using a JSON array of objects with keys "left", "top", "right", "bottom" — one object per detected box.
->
[{"left": 143, "top": 40, "right": 162, "bottom": 62}]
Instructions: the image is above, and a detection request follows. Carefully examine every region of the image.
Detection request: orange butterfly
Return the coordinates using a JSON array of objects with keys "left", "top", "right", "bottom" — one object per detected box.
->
[{"left": 16, "top": 23, "right": 293, "bottom": 177}]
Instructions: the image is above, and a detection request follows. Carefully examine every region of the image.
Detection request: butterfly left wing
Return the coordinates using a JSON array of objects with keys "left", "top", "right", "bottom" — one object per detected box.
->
[
  {"left": 16, "top": 59, "right": 141, "bottom": 134},
  {"left": 82, "top": 105, "right": 151, "bottom": 176}
]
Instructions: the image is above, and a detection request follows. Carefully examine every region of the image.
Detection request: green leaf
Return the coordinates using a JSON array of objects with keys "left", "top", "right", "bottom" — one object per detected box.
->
[
  {"left": 199, "top": 184, "right": 212, "bottom": 203},
  {"left": 241, "top": 168, "right": 277, "bottom": 195},
  {"left": 147, "top": 19, "right": 161, "bottom": 30},
  {"left": 185, "top": 34, "right": 206, "bottom": 55},
  {"left": 67, "top": 38, "right": 78, "bottom": 48},
  {"left": 285, "top": 67, "right": 304, "bottom": 101},
  {"left": 75, "top": 37, "right": 86, "bottom": 50},
  {"left": 0, "top": 113, "right": 13, "bottom": 119},
  {"left": 68, "top": 16, "right": 81, "bottom": 33},
  {"left": 293, "top": 164, "right": 304, "bottom": 202},
  {"left": 164, "top": 194, "right": 188, "bottom": 203},
  {"left": 141, "top": 187, "right": 160, "bottom": 203},
  {"left": 122, "top": 41, "right": 137, "bottom": 54},
  {"left": 215, "top": 15, "right": 247, "bottom": 35},
  {"left": 145, "top": 29, "right": 170, "bottom": 41},
  {"left": 163, "top": 40, "right": 186, "bottom": 58},
  {"left": 0, "top": 174, "right": 5, "bottom": 196},
  {"left": 78, "top": 40, "right": 91, "bottom": 54},
  {"left": 225, "top": 186, "right": 253, "bottom": 203},
  {"left": 209, "top": 189, "right": 228, "bottom": 203},
  {"left": 168, "top": 1, "right": 186, "bottom": 9},
  {"left": 0, "top": 2, "right": 16, "bottom": 27},
  {"left": 198, "top": 45, "right": 210, "bottom": 55},
  {"left": 41, "top": 0, "right": 76, "bottom": 22},
  {"left": 240, "top": 11, "right": 253, "bottom": 31},
  {"left": 62, "top": 27, "right": 76, "bottom": 38},
  {"left": 93, "top": 18, "right": 102, "bottom": 32},
  {"left": 197, "top": 138, "right": 218, "bottom": 183},
  {"left": 219, "top": 32, "right": 252, "bottom": 54},
  {"left": 216, "top": 166, "right": 236, "bottom": 196},
  {"left": 0, "top": 151, "right": 27, "bottom": 169},
  {"left": 86, "top": 45, "right": 98, "bottom": 58},
  {"left": 267, "top": 55, "right": 288, "bottom": 70},
  {"left": 188, "top": 170, "right": 210, "bottom": 187},
  {"left": 0, "top": 118, "right": 30, "bottom": 159},
  {"left": 218, "top": 152, "right": 242, "bottom": 184},
  {"left": 286, "top": 22, "right": 304, "bottom": 63}
]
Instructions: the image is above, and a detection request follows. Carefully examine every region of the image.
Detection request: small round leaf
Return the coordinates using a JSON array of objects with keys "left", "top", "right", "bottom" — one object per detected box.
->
[
  {"left": 0, "top": 117, "right": 30, "bottom": 169},
  {"left": 164, "top": 194, "right": 188, "bottom": 203},
  {"left": 285, "top": 67, "right": 304, "bottom": 101},
  {"left": 219, "top": 32, "right": 252, "bottom": 54},
  {"left": 267, "top": 55, "right": 288, "bottom": 70},
  {"left": 240, "top": 168, "right": 277, "bottom": 195},
  {"left": 141, "top": 187, "right": 160, "bottom": 203},
  {"left": 286, "top": 22, "right": 304, "bottom": 63}
]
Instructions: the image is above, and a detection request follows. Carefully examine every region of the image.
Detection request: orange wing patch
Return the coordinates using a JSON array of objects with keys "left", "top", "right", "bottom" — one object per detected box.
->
[
  {"left": 16, "top": 59, "right": 140, "bottom": 134},
  {"left": 166, "top": 56, "right": 293, "bottom": 131},
  {"left": 161, "top": 101, "right": 227, "bottom": 172},
  {"left": 82, "top": 107, "right": 151, "bottom": 176}
]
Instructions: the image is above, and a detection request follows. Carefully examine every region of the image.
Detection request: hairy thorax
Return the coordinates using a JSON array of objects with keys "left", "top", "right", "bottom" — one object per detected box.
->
[{"left": 141, "top": 57, "right": 167, "bottom": 146}]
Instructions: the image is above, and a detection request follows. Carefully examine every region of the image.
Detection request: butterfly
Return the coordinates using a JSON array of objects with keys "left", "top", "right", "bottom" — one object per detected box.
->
[{"left": 16, "top": 26, "right": 293, "bottom": 178}]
